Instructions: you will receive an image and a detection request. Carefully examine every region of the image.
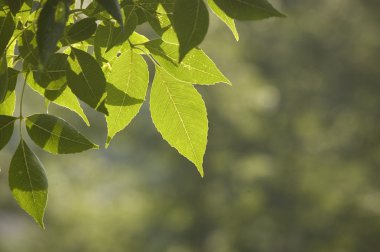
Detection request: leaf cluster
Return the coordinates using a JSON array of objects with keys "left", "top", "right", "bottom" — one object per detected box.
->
[{"left": 0, "top": 0, "right": 284, "bottom": 227}]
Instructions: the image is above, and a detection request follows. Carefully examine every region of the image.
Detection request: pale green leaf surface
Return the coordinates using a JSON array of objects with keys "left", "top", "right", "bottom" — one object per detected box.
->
[
  {"left": 9, "top": 140, "right": 48, "bottom": 228},
  {"left": 106, "top": 49, "right": 149, "bottom": 146},
  {"left": 173, "top": 0, "right": 209, "bottom": 61},
  {"left": 145, "top": 40, "right": 231, "bottom": 85},
  {"left": 26, "top": 114, "right": 98, "bottom": 154},
  {"left": 0, "top": 115, "right": 16, "bottom": 150},
  {"left": 207, "top": 0, "right": 239, "bottom": 41},
  {"left": 150, "top": 68, "right": 208, "bottom": 176}
]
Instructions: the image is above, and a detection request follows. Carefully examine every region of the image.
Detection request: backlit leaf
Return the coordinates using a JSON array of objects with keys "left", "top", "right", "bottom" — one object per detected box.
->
[
  {"left": 9, "top": 140, "right": 48, "bottom": 228},
  {"left": 0, "top": 11, "right": 15, "bottom": 57},
  {"left": 67, "top": 17, "right": 97, "bottom": 43},
  {"left": 150, "top": 68, "right": 208, "bottom": 176},
  {"left": 0, "top": 68, "right": 18, "bottom": 116},
  {"left": 207, "top": 0, "right": 239, "bottom": 41},
  {"left": 0, "top": 115, "right": 16, "bottom": 150},
  {"left": 26, "top": 114, "right": 98, "bottom": 154}
]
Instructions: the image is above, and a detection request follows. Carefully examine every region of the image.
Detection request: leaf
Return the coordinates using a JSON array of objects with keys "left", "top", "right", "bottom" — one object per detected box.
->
[
  {"left": 9, "top": 140, "right": 48, "bottom": 228},
  {"left": 173, "top": 0, "right": 209, "bottom": 62},
  {"left": 207, "top": 0, "right": 239, "bottom": 41},
  {"left": 37, "top": 0, "right": 70, "bottom": 65},
  {"left": 66, "top": 47, "right": 108, "bottom": 115},
  {"left": 94, "top": 0, "right": 123, "bottom": 27},
  {"left": 105, "top": 49, "right": 149, "bottom": 147},
  {"left": 0, "top": 11, "right": 15, "bottom": 57},
  {"left": 67, "top": 17, "right": 97, "bottom": 43},
  {"left": 213, "top": 0, "right": 285, "bottom": 20},
  {"left": 18, "top": 29, "right": 39, "bottom": 67},
  {"left": 26, "top": 114, "right": 98, "bottom": 154},
  {"left": 31, "top": 53, "right": 68, "bottom": 90},
  {"left": 150, "top": 68, "right": 208, "bottom": 176},
  {"left": 145, "top": 40, "right": 231, "bottom": 85},
  {"left": 0, "top": 115, "right": 16, "bottom": 150},
  {"left": 0, "top": 68, "right": 18, "bottom": 116},
  {"left": 26, "top": 74, "right": 90, "bottom": 126},
  {"left": 4, "top": 0, "right": 26, "bottom": 15},
  {"left": 0, "top": 54, "right": 7, "bottom": 103}
]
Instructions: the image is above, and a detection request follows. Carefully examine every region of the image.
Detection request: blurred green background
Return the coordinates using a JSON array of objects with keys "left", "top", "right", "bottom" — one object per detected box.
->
[{"left": 1, "top": 0, "right": 380, "bottom": 251}]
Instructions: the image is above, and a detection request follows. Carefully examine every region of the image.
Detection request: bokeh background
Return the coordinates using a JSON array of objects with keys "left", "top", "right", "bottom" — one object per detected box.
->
[{"left": 1, "top": 0, "right": 380, "bottom": 251}]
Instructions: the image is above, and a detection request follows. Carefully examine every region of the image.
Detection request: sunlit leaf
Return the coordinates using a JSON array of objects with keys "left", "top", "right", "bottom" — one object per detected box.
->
[
  {"left": 106, "top": 49, "right": 149, "bottom": 147},
  {"left": 9, "top": 140, "right": 48, "bottom": 228},
  {"left": 207, "top": 0, "right": 239, "bottom": 41},
  {"left": 150, "top": 68, "right": 208, "bottom": 176},
  {"left": 26, "top": 114, "right": 98, "bottom": 154},
  {"left": 67, "top": 17, "right": 97, "bottom": 43}
]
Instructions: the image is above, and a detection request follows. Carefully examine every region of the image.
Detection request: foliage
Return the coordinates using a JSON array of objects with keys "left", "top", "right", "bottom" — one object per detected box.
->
[{"left": 0, "top": 0, "right": 284, "bottom": 227}]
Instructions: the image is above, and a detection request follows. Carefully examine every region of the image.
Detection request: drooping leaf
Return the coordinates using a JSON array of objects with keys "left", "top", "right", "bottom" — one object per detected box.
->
[
  {"left": 145, "top": 40, "right": 231, "bottom": 85},
  {"left": 106, "top": 49, "right": 149, "bottom": 147},
  {"left": 150, "top": 68, "right": 208, "bottom": 176},
  {"left": 213, "top": 0, "right": 285, "bottom": 20},
  {"left": 0, "top": 115, "right": 16, "bottom": 150},
  {"left": 66, "top": 47, "right": 108, "bottom": 115},
  {"left": 9, "top": 140, "right": 48, "bottom": 228},
  {"left": 0, "top": 54, "right": 7, "bottom": 102},
  {"left": 37, "top": 0, "right": 69, "bottom": 65},
  {"left": 0, "top": 11, "right": 15, "bottom": 57},
  {"left": 26, "top": 114, "right": 98, "bottom": 154},
  {"left": 207, "top": 0, "right": 239, "bottom": 41},
  {"left": 26, "top": 74, "right": 90, "bottom": 126},
  {"left": 94, "top": 0, "right": 123, "bottom": 27},
  {"left": 0, "top": 68, "right": 18, "bottom": 116},
  {"left": 4, "top": 0, "right": 26, "bottom": 15},
  {"left": 67, "top": 17, "right": 97, "bottom": 43},
  {"left": 173, "top": 0, "right": 209, "bottom": 62}
]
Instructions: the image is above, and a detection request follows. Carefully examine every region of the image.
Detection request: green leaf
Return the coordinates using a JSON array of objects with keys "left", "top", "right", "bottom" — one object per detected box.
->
[
  {"left": 9, "top": 140, "right": 48, "bottom": 229},
  {"left": 26, "top": 114, "right": 98, "bottom": 154},
  {"left": 4, "top": 0, "right": 26, "bottom": 15},
  {"left": 0, "top": 54, "right": 7, "bottom": 102},
  {"left": 145, "top": 40, "right": 231, "bottom": 85},
  {"left": 207, "top": 0, "right": 239, "bottom": 41},
  {"left": 150, "top": 68, "right": 208, "bottom": 176},
  {"left": 18, "top": 29, "right": 39, "bottom": 67},
  {"left": 66, "top": 47, "right": 108, "bottom": 115},
  {"left": 31, "top": 53, "right": 68, "bottom": 90},
  {"left": 0, "top": 115, "right": 16, "bottom": 150},
  {"left": 0, "top": 68, "right": 18, "bottom": 116},
  {"left": 67, "top": 17, "right": 97, "bottom": 43},
  {"left": 213, "top": 0, "right": 285, "bottom": 20},
  {"left": 26, "top": 74, "right": 90, "bottom": 126},
  {"left": 0, "top": 11, "right": 15, "bottom": 56},
  {"left": 37, "top": 0, "right": 70, "bottom": 65},
  {"left": 94, "top": 0, "right": 123, "bottom": 27},
  {"left": 173, "top": 0, "right": 209, "bottom": 62},
  {"left": 106, "top": 49, "right": 149, "bottom": 147}
]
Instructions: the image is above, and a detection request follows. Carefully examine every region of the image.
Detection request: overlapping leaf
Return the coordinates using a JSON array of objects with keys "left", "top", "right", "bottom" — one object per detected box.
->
[
  {"left": 0, "top": 68, "right": 18, "bottom": 116},
  {"left": 0, "top": 55, "right": 7, "bottom": 102},
  {"left": 67, "top": 17, "right": 97, "bottom": 43},
  {"left": 150, "top": 68, "right": 208, "bottom": 176},
  {"left": 0, "top": 115, "right": 16, "bottom": 150},
  {"left": 26, "top": 114, "right": 98, "bottom": 154},
  {"left": 94, "top": 0, "right": 123, "bottom": 27},
  {"left": 207, "top": 0, "right": 239, "bottom": 41},
  {"left": 9, "top": 140, "right": 48, "bottom": 228},
  {"left": 0, "top": 11, "right": 15, "bottom": 56}
]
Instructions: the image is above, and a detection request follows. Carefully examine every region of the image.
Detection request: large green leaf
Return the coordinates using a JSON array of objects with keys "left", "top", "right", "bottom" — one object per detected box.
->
[
  {"left": 18, "top": 29, "right": 39, "bottom": 67},
  {"left": 26, "top": 114, "right": 98, "bottom": 154},
  {"left": 106, "top": 49, "right": 149, "bottom": 147},
  {"left": 0, "top": 55, "right": 7, "bottom": 102},
  {"left": 150, "top": 68, "right": 208, "bottom": 176},
  {"left": 213, "top": 0, "right": 285, "bottom": 20},
  {"left": 0, "top": 11, "right": 15, "bottom": 57},
  {"left": 0, "top": 68, "right": 18, "bottom": 116},
  {"left": 66, "top": 47, "right": 108, "bottom": 115},
  {"left": 173, "top": 0, "right": 209, "bottom": 62},
  {"left": 67, "top": 17, "right": 97, "bottom": 43},
  {"left": 207, "top": 0, "right": 239, "bottom": 41},
  {"left": 37, "top": 0, "right": 69, "bottom": 65},
  {"left": 94, "top": 0, "right": 123, "bottom": 27},
  {"left": 9, "top": 140, "right": 48, "bottom": 228},
  {"left": 0, "top": 115, "right": 16, "bottom": 150},
  {"left": 145, "top": 40, "right": 231, "bottom": 85}
]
